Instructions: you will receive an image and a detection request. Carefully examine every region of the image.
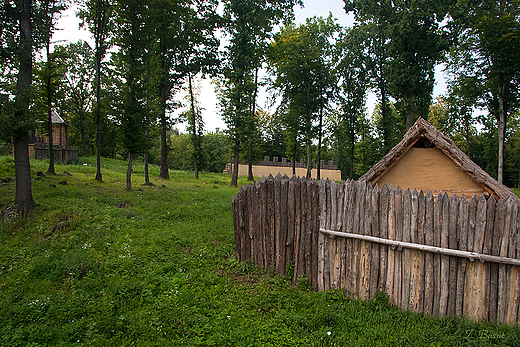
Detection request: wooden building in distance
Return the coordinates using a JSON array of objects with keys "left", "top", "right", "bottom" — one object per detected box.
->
[
  {"left": 358, "top": 118, "right": 517, "bottom": 200},
  {"left": 28, "top": 110, "right": 79, "bottom": 163}
]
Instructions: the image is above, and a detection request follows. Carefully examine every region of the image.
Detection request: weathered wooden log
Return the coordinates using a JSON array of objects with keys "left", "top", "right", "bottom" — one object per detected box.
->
[
  {"left": 379, "top": 185, "right": 389, "bottom": 297},
  {"left": 318, "top": 179, "right": 326, "bottom": 292},
  {"left": 319, "top": 229, "right": 520, "bottom": 267},
  {"left": 402, "top": 188, "right": 412, "bottom": 311},
  {"left": 439, "top": 193, "right": 450, "bottom": 316},
  {"left": 370, "top": 184, "right": 380, "bottom": 298},
  {"left": 497, "top": 198, "right": 511, "bottom": 323},
  {"left": 424, "top": 190, "right": 435, "bottom": 315},
  {"left": 266, "top": 175, "right": 275, "bottom": 272},
  {"left": 507, "top": 199, "right": 520, "bottom": 324},
  {"left": 490, "top": 198, "right": 506, "bottom": 322},
  {"left": 482, "top": 196, "right": 496, "bottom": 320},
  {"left": 279, "top": 176, "right": 289, "bottom": 276},
  {"left": 286, "top": 177, "right": 296, "bottom": 275},
  {"left": 293, "top": 177, "right": 303, "bottom": 284},
  {"left": 447, "top": 194, "right": 459, "bottom": 316},
  {"left": 393, "top": 187, "right": 403, "bottom": 308},
  {"left": 386, "top": 186, "right": 396, "bottom": 302},
  {"left": 433, "top": 192, "right": 443, "bottom": 317},
  {"left": 456, "top": 195, "right": 469, "bottom": 317},
  {"left": 360, "top": 182, "right": 373, "bottom": 300},
  {"left": 416, "top": 190, "right": 426, "bottom": 313}
]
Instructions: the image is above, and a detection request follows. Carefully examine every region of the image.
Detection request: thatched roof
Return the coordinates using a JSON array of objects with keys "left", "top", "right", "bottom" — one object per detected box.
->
[{"left": 358, "top": 117, "right": 517, "bottom": 201}]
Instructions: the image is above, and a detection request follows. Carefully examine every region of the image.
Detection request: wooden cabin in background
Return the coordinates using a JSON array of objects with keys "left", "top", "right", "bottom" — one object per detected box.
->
[
  {"left": 28, "top": 110, "right": 79, "bottom": 163},
  {"left": 359, "top": 118, "right": 517, "bottom": 201}
]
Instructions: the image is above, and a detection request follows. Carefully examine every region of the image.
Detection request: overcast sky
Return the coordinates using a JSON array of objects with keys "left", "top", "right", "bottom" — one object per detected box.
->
[{"left": 53, "top": 0, "right": 446, "bottom": 132}]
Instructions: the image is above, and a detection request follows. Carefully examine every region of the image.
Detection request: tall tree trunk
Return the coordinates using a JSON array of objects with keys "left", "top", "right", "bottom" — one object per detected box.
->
[
  {"left": 292, "top": 141, "right": 297, "bottom": 176},
  {"left": 159, "top": 83, "right": 169, "bottom": 180},
  {"left": 465, "top": 115, "right": 471, "bottom": 158},
  {"left": 95, "top": 48, "right": 103, "bottom": 181},
  {"left": 14, "top": 0, "right": 35, "bottom": 216},
  {"left": 47, "top": 97, "right": 55, "bottom": 173},
  {"left": 497, "top": 82, "right": 506, "bottom": 184},
  {"left": 144, "top": 51, "right": 151, "bottom": 185},
  {"left": 306, "top": 136, "right": 311, "bottom": 179},
  {"left": 188, "top": 72, "right": 199, "bottom": 179},
  {"left": 231, "top": 140, "right": 240, "bottom": 187},
  {"left": 248, "top": 68, "right": 259, "bottom": 182},
  {"left": 248, "top": 140, "right": 253, "bottom": 181},
  {"left": 305, "top": 85, "right": 311, "bottom": 179},
  {"left": 126, "top": 152, "right": 134, "bottom": 190},
  {"left": 14, "top": 136, "right": 35, "bottom": 216},
  {"left": 46, "top": 40, "right": 55, "bottom": 174},
  {"left": 317, "top": 106, "right": 323, "bottom": 181}
]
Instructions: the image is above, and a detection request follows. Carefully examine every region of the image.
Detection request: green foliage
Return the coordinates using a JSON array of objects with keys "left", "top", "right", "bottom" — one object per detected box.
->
[{"left": 166, "top": 129, "right": 230, "bottom": 173}]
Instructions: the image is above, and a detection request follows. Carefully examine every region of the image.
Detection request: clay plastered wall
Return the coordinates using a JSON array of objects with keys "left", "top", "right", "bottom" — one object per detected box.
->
[
  {"left": 236, "top": 164, "right": 342, "bottom": 181},
  {"left": 376, "top": 147, "right": 485, "bottom": 196}
]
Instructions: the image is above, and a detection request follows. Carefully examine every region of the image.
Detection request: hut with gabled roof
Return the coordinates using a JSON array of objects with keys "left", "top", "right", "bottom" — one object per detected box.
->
[{"left": 358, "top": 117, "right": 517, "bottom": 201}]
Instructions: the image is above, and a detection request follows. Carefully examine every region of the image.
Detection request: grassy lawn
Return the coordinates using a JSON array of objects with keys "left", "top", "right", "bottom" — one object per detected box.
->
[{"left": 1, "top": 155, "right": 519, "bottom": 346}]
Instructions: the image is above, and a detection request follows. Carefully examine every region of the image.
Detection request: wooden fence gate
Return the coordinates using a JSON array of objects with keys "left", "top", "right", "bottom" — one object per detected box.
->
[{"left": 232, "top": 175, "right": 520, "bottom": 325}]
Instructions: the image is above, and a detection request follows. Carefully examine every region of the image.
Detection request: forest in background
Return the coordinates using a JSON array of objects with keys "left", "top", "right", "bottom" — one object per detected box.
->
[{"left": 1, "top": 0, "right": 520, "bottom": 216}]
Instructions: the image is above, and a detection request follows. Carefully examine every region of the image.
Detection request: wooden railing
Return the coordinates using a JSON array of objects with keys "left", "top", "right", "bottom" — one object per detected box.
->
[{"left": 232, "top": 176, "right": 520, "bottom": 324}]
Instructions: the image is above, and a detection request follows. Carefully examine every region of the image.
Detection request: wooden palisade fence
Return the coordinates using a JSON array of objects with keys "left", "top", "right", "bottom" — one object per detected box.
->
[
  {"left": 232, "top": 174, "right": 520, "bottom": 325},
  {"left": 232, "top": 174, "right": 320, "bottom": 288}
]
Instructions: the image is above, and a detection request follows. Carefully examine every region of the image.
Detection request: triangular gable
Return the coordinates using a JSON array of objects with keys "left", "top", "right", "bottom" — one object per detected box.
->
[
  {"left": 358, "top": 117, "right": 517, "bottom": 201},
  {"left": 51, "top": 109, "right": 69, "bottom": 126}
]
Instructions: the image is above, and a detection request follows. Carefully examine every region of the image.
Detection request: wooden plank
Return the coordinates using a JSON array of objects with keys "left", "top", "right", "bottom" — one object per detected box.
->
[
  {"left": 339, "top": 181, "right": 348, "bottom": 290},
  {"left": 361, "top": 183, "right": 373, "bottom": 300},
  {"left": 456, "top": 195, "right": 469, "bottom": 317},
  {"left": 489, "top": 197, "right": 505, "bottom": 322},
  {"left": 351, "top": 182, "right": 366, "bottom": 298},
  {"left": 402, "top": 188, "right": 412, "bottom": 311},
  {"left": 379, "top": 185, "right": 389, "bottom": 297},
  {"left": 409, "top": 188, "right": 421, "bottom": 312},
  {"left": 482, "top": 195, "right": 496, "bottom": 320},
  {"left": 447, "top": 194, "right": 459, "bottom": 316},
  {"left": 250, "top": 181, "right": 260, "bottom": 266},
  {"left": 266, "top": 176, "right": 275, "bottom": 272},
  {"left": 279, "top": 177, "right": 289, "bottom": 276},
  {"left": 318, "top": 179, "right": 326, "bottom": 292},
  {"left": 470, "top": 194, "right": 488, "bottom": 321},
  {"left": 386, "top": 186, "right": 396, "bottom": 302},
  {"left": 345, "top": 180, "right": 356, "bottom": 297},
  {"left": 507, "top": 199, "right": 520, "bottom": 324},
  {"left": 416, "top": 190, "right": 426, "bottom": 314},
  {"left": 393, "top": 187, "right": 403, "bottom": 309},
  {"left": 274, "top": 175, "right": 282, "bottom": 275},
  {"left": 424, "top": 190, "right": 435, "bottom": 315},
  {"left": 370, "top": 184, "right": 380, "bottom": 298},
  {"left": 329, "top": 180, "right": 341, "bottom": 289},
  {"left": 286, "top": 178, "right": 296, "bottom": 276},
  {"left": 497, "top": 198, "right": 512, "bottom": 323},
  {"left": 320, "top": 228, "right": 520, "bottom": 266},
  {"left": 439, "top": 193, "right": 450, "bottom": 316},
  {"left": 301, "top": 179, "right": 310, "bottom": 282},
  {"left": 324, "top": 180, "right": 331, "bottom": 291},
  {"left": 293, "top": 177, "right": 302, "bottom": 284},
  {"left": 433, "top": 192, "right": 443, "bottom": 317},
  {"left": 463, "top": 195, "right": 478, "bottom": 318},
  {"left": 309, "top": 179, "right": 319, "bottom": 291}
]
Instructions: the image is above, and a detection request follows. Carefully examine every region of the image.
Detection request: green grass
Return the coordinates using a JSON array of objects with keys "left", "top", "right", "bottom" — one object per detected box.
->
[{"left": 1, "top": 156, "right": 519, "bottom": 346}]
